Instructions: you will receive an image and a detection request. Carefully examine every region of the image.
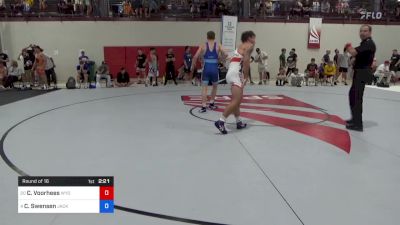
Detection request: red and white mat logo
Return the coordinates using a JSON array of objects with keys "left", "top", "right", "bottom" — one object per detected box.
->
[{"left": 182, "top": 95, "right": 351, "bottom": 153}]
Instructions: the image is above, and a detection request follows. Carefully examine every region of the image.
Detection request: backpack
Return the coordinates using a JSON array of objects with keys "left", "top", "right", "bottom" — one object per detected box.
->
[{"left": 66, "top": 76, "right": 76, "bottom": 89}]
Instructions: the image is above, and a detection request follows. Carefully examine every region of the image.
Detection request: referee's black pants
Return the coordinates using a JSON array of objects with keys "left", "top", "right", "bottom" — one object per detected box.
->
[{"left": 348, "top": 69, "right": 372, "bottom": 126}]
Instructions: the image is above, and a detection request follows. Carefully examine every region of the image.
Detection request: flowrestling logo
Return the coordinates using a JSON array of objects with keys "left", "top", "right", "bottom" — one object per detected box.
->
[{"left": 182, "top": 95, "right": 351, "bottom": 153}]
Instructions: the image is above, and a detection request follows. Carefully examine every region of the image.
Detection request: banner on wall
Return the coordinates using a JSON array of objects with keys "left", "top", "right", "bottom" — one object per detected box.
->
[
  {"left": 308, "top": 18, "right": 322, "bottom": 49},
  {"left": 222, "top": 15, "right": 238, "bottom": 56}
]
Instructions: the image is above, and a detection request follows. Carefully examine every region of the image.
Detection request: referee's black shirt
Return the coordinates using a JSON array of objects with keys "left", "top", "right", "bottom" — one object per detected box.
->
[{"left": 354, "top": 37, "right": 376, "bottom": 69}]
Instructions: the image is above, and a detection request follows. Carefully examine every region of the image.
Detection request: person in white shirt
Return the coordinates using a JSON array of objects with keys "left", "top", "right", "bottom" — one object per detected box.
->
[
  {"left": 289, "top": 68, "right": 304, "bottom": 87},
  {"left": 6, "top": 60, "right": 23, "bottom": 88},
  {"left": 374, "top": 61, "right": 394, "bottom": 86},
  {"left": 254, "top": 48, "right": 268, "bottom": 85}
]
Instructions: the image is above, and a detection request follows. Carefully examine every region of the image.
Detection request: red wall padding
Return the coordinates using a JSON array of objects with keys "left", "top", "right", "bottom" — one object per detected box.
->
[{"left": 104, "top": 46, "right": 199, "bottom": 78}]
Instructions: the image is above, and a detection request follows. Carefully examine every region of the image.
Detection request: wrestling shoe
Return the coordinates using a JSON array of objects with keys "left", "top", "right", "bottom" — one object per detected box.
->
[
  {"left": 215, "top": 120, "right": 227, "bottom": 134},
  {"left": 236, "top": 121, "right": 247, "bottom": 129}
]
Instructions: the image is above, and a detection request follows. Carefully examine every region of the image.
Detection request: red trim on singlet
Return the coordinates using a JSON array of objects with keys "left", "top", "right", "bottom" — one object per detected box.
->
[{"left": 231, "top": 57, "right": 242, "bottom": 62}]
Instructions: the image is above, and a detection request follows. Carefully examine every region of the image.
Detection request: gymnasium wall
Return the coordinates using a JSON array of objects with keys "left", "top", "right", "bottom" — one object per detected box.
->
[{"left": 1, "top": 21, "right": 399, "bottom": 82}]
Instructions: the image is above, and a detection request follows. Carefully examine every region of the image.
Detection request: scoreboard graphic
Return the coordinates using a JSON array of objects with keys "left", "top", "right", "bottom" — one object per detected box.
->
[{"left": 18, "top": 176, "right": 114, "bottom": 213}]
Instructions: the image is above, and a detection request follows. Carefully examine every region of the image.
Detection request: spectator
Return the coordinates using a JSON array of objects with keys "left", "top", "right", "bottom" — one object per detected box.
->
[
  {"left": 279, "top": 48, "right": 286, "bottom": 69},
  {"left": 133, "top": 0, "right": 143, "bottom": 17},
  {"left": 254, "top": 48, "right": 268, "bottom": 85},
  {"left": 85, "top": 0, "right": 92, "bottom": 16},
  {"left": 79, "top": 50, "right": 89, "bottom": 64},
  {"left": 337, "top": 48, "right": 350, "bottom": 85},
  {"left": 18, "top": 46, "right": 35, "bottom": 89},
  {"left": 237, "top": 0, "right": 244, "bottom": 16},
  {"left": 122, "top": 0, "right": 133, "bottom": 16},
  {"left": 190, "top": 0, "right": 200, "bottom": 15},
  {"left": 276, "top": 67, "right": 286, "bottom": 86},
  {"left": 333, "top": 49, "right": 339, "bottom": 66},
  {"left": 286, "top": 50, "right": 297, "bottom": 75},
  {"left": 148, "top": 47, "right": 159, "bottom": 86},
  {"left": 333, "top": 49, "right": 340, "bottom": 85},
  {"left": 0, "top": 50, "right": 9, "bottom": 67},
  {"left": 96, "top": 61, "right": 112, "bottom": 87},
  {"left": 5, "top": 60, "right": 23, "bottom": 88},
  {"left": 273, "top": 0, "right": 280, "bottom": 16},
  {"left": 303, "top": 0, "right": 312, "bottom": 17},
  {"left": 183, "top": 46, "right": 193, "bottom": 82},
  {"left": 74, "top": 0, "right": 84, "bottom": 15},
  {"left": 374, "top": 61, "right": 393, "bottom": 86},
  {"left": 136, "top": 49, "right": 147, "bottom": 85},
  {"left": 76, "top": 60, "right": 89, "bottom": 88},
  {"left": 322, "top": 49, "right": 331, "bottom": 65},
  {"left": 289, "top": 68, "right": 304, "bottom": 87},
  {"left": 0, "top": 0, "right": 5, "bottom": 11},
  {"left": 164, "top": 48, "right": 178, "bottom": 85},
  {"left": 32, "top": 46, "right": 48, "bottom": 90},
  {"left": 389, "top": 49, "right": 399, "bottom": 74},
  {"left": 115, "top": 67, "right": 133, "bottom": 87},
  {"left": 44, "top": 53, "right": 57, "bottom": 88},
  {"left": 142, "top": 0, "right": 150, "bottom": 18},
  {"left": 396, "top": 2, "right": 400, "bottom": 19},
  {"left": 291, "top": 0, "right": 303, "bottom": 17},
  {"left": 312, "top": 0, "right": 320, "bottom": 13},
  {"left": 324, "top": 60, "right": 336, "bottom": 86},
  {"left": 320, "top": 0, "right": 330, "bottom": 13},
  {"left": 39, "top": 0, "right": 47, "bottom": 12},
  {"left": 0, "top": 62, "right": 7, "bottom": 89},
  {"left": 305, "top": 58, "right": 318, "bottom": 86},
  {"left": 11, "top": 0, "right": 24, "bottom": 15}
]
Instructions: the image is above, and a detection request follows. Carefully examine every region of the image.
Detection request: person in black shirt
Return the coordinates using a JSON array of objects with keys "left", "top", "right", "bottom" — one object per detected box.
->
[
  {"left": 115, "top": 67, "right": 133, "bottom": 87},
  {"left": 345, "top": 25, "right": 376, "bottom": 132},
  {"left": 164, "top": 48, "right": 177, "bottom": 85},
  {"left": 0, "top": 51, "right": 9, "bottom": 67},
  {"left": 305, "top": 58, "right": 318, "bottom": 86},
  {"left": 19, "top": 46, "right": 36, "bottom": 88},
  {"left": 136, "top": 49, "right": 147, "bottom": 85},
  {"left": 389, "top": 49, "right": 399, "bottom": 72}
]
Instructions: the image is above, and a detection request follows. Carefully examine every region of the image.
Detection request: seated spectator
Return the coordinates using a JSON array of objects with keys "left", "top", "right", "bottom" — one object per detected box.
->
[
  {"left": 5, "top": 60, "right": 23, "bottom": 88},
  {"left": 122, "top": 1, "right": 133, "bottom": 16},
  {"left": 289, "top": 68, "right": 304, "bottom": 87},
  {"left": 320, "top": 0, "right": 330, "bottom": 13},
  {"left": 11, "top": 0, "right": 24, "bottom": 15},
  {"left": 58, "top": 0, "right": 67, "bottom": 13},
  {"left": 142, "top": 0, "right": 151, "bottom": 17},
  {"left": 115, "top": 67, "right": 133, "bottom": 87},
  {"left": 0, "top": 0, "right": 6, "bottom": 11},
  {"left": 324, "top": 60, "right": 336, "bottom": 86},
  {"left": 276, "top": 67, "right": 286, "bottom": 86},
  {"left": 305, "top": 58, "right": 318, "bottom": 86},
  {"left": 374, "top": 61, "right": 393, "bottom": 86},
  {"left": 312, "top": 0, "right": 320, "bottom": 13},
  {"left": 200, "top": 0, "right": 209, "bottom": 17},
  {"left": 291, "top": 0, "right": 303, "bottom": 17},
  {"left": 76, "top": 60, "right": 89, "bottom": 88},
  {"left": 79, "top": 50, "right": 89, "bottom": 64},
  {"left": 96, "top": 61, "right": 112, "bottom": 88},
  {"left": 389, "top": 49, "right": 399, "bottom": 74},
  {"left": 0, "top": 61, "right": 7, "bottom": 89},
  {"left": 133, "top": 0, "right": 143, "bottom": 18},
  {"left": 303, "top": 0, "right": 312, "bottom": 17},
  {"left": 39, "top": 0, "right": 47, "bottom": 12}
]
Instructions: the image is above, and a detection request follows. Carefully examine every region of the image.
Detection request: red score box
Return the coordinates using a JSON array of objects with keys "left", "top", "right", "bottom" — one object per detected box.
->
[{"left": 100, "top": 186, "right": 114, "bottom": 200}]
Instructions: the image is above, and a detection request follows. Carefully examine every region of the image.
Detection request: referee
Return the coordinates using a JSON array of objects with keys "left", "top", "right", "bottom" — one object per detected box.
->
[{"left": 345, "top": 25, "right": 376, "bottom": 132}]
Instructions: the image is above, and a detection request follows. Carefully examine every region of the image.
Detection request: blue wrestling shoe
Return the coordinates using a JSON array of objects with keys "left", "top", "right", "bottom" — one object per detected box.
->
[
  {"left": 236, "top": 121, "right": 247, "bottom": 129},
  {"left": 215, "top": 120, "right": 227, "bottom": 134}
]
